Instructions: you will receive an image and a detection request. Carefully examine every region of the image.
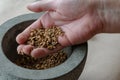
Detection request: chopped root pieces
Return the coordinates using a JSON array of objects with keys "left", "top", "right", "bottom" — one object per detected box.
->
[
  {"left": 15, "top": 50, "right": 67, "bottom": 70},
  {"left": 15, "top": 26, "right": 67, "bottom": 70},
  {"left": 27, "top": 26, "right": 64, "bottom": 49}
]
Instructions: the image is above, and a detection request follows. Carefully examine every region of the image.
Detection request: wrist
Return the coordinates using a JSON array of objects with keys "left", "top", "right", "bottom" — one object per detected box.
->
[{"left": 94, "top": 0, "right": 120, "bottom": 33}]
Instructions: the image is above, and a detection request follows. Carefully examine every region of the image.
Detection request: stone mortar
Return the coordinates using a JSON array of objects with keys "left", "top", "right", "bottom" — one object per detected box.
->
[{"left": 0, "top": 13, "right": 87, "bottom": 80}]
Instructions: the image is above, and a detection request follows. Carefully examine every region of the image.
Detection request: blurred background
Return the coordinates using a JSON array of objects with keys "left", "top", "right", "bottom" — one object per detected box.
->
[
  {"left": 1, "top": 0, "right": 120, "bottom": 80},
  {"left": 0, "top": 0, "right": 34, "bottom": 24}
]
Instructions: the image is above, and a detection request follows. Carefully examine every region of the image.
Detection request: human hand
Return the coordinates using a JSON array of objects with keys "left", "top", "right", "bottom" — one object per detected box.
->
[{"left": 16, "top": 0, "right": 103, "bottom": 58}]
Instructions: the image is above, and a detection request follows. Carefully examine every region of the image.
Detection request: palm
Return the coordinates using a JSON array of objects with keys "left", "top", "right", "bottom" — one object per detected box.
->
[{"left": 16, "top": 0, "right": 102, "bottom": 58}]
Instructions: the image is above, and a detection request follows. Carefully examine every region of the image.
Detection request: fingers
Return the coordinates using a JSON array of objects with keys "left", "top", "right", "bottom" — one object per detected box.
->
[
  {"left": 16, "top": 11, "right": 71, "bottom": 44},
  {"left": 58, "top": 26, "right": 74, "bottom": 47},
  {"left": 58, "top": 23, "right": 87, "bottom": 47},
  {"left": 16, "top": 18, "right": 42, "bottom": 44},
  {"left": 31, "top": 46, "right": 63, "bottom": 58},
  {"left": 16, "top": 11, "right": 67, "bottom": 58},
  {"left": 27, "top": 0, "right": 56, "bottom": 12},
  {"left": 17, "top": 45, "right": 34, "bottom": 55},
  {"left": 31, "top": 48, "right": 47, "bottom": 58},
  {"left": 58, "top": 14, "right": 98, "bottom": 46},
  {"left": 16, "top": 12, "right": 65, "bottom": 44},
  {"left": 17, "top": 44, "right": 63, "bottom": 58}
]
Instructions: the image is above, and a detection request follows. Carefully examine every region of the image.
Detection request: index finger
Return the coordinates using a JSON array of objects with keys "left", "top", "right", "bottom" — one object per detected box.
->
[{"left": 16, "top": 18, "right": 42, "bottom": 44}]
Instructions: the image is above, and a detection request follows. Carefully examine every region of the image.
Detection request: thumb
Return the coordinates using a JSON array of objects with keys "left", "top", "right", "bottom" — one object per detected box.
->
[
  {"left": 58, "top": 14, "right": 100, "bottom": 47},
  {"left": 27, "top": 0, "right": 56, "bottom": 12}
]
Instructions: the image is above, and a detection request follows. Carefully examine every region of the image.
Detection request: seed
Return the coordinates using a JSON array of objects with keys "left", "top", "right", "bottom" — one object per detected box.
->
[{"left": 15, "top": 26, "right": 67, "bottom": 70}]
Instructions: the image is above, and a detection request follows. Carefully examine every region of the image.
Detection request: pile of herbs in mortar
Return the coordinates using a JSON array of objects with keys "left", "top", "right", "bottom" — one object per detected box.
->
[{"left": 15, "top": 26, "right": 67, "bottom": 70}]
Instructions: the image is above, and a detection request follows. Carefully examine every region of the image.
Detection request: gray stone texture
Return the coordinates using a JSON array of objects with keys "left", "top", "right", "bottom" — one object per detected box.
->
[{"left": 0, "top": 13, "right": 87, "bottom": 80}]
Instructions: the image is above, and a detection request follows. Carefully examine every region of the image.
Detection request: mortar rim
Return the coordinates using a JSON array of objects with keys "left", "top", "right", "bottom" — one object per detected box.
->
[{"left": 0, "top": 13, "right": 87, "bottom": 79}]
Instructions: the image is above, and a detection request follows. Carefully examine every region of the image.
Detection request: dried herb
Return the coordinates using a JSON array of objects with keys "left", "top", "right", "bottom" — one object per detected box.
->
[
  {"left": 16, "top": 51, "right": 67, "bottom": 69},
  {"left": 15, "top": 26, "right": 67, "bottom": 70}
]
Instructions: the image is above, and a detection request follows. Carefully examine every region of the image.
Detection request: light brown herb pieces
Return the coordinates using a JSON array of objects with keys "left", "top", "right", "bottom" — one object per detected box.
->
[
  {"left": 15, "top": 26, "right": 67, "bottom": 70},
  {"left": 16, "top": 50, "right": 67, "bottom": 70},
  {"left": 27, "top": 26, "right": 64, "bottom": 50}
]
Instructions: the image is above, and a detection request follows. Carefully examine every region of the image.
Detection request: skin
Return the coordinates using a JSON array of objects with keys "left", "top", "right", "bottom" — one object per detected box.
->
[{"left": 16, "top": 0, "right": 120, "bottom": 58}]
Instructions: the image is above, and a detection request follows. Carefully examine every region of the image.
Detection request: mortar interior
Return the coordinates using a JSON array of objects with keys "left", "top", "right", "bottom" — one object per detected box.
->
[{"left": 1, "top": 20, "right": 72, "bottom": 68}]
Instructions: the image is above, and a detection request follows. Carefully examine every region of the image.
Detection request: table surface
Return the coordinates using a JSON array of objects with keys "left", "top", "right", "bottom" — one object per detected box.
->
[{"left": 1, "top": 0, "right": 120, "bottom": 80}]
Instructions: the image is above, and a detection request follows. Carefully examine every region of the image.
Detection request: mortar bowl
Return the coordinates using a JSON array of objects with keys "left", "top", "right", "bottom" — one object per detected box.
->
[{"left": 0, "top": 13, "right": 87, "bottom": 80}]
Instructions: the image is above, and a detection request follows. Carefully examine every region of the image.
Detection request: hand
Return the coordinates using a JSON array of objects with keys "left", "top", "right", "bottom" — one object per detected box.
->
[{"left": 16, "top": 0, "right": 103, "bottom": 58}]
